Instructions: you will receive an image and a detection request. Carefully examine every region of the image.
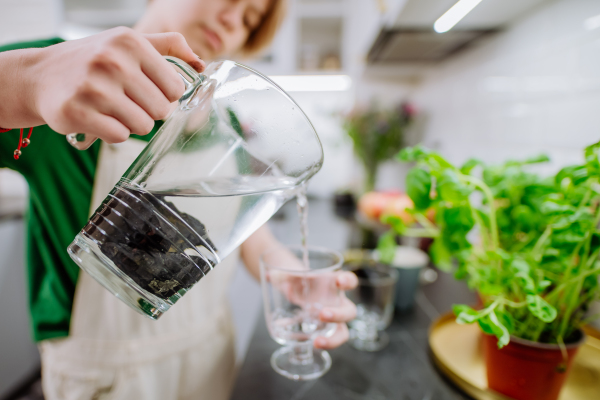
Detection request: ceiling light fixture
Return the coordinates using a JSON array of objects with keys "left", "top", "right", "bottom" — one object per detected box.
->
[{"left": 434, "top": 0, "right": 483, "bottom": 33}]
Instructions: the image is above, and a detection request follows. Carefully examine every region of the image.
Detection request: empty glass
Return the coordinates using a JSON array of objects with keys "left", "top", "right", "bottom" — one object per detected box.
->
[
  {"left": 260, "top": 246, "right": 343, "bottom": 380},
  {"left": 345, "top": 259, "right": 398, "bottom": 352},
  {"left": 67, "top": 57, "right": 323, "bottom": 320}
]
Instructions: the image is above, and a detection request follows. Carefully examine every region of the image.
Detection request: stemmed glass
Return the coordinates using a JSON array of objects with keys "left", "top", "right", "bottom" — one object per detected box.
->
[
  {"left": 260, "top": 246, "right": 343, "bottom": 380},
  {"left": 345, "top": 260, "right": 398, "bottom": 352}
]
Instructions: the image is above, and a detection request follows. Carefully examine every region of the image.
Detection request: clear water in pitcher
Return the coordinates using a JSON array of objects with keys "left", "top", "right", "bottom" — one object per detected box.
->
[{"left": 82, "top": 176, "right": 298, "bottom": 303}]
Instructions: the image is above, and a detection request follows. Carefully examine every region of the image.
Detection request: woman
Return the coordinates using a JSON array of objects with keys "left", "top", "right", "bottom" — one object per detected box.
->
[{"left": 0, "top": 1, "right": 357, "bottom": 399}]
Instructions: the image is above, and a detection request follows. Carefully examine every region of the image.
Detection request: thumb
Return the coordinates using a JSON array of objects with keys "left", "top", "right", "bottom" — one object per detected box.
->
[{"left": 144, "top": 32, "right": 206, "bottom": 73}]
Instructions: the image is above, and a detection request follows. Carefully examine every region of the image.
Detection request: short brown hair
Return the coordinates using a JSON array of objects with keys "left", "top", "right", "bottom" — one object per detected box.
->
[{"left": 241, "top": 0, "right": 287, "bottom": 57}]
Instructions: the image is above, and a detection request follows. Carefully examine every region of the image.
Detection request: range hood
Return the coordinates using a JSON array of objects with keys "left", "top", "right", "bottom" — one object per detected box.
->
[
  {"left": 368, "top": 28, "right": 494, "bottom": 63},
  {"left": 367, "top": 0, "right": 546, "bottom": 64}
]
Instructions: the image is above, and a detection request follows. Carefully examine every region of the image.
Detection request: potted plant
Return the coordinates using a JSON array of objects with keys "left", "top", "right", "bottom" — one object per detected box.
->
[
  {"left": 343, "top": 103, "right": 414, "bottom": 192},
  {"left": 377, "top": 143, "right": 600, "bottom": 400}
]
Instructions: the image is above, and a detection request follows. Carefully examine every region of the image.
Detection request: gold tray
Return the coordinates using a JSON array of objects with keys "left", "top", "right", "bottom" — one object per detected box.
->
[{"left": 429, "top": 312, "right": 600, "bottom": 400}]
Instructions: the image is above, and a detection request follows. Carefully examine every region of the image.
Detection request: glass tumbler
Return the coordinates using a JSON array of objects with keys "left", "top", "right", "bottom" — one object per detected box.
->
[
  {"left": 260, "top": 246, "right": 343, "bottom": 381},
  {"left": 67, "top": 57, "right": 324, "bottom": 320},
  {"left": 345, "top": 259, "right": 398, "bottom": 352}
]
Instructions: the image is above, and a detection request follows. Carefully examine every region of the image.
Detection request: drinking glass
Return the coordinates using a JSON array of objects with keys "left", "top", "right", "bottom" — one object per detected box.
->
[
  {"left": 260, "top": 246, "right": 343, "bottom": 380},
  {"left": 345, "top": 259, "right": 398, "bottom": 352}
]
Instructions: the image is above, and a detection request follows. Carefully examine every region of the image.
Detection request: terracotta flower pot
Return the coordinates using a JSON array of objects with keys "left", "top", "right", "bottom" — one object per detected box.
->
[{"left": 483, "top": 331, "right": 585, "bottom": 400}]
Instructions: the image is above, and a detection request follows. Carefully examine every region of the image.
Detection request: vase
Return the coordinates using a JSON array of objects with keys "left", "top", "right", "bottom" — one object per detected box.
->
[
  {"left": 363, "top": 162, "right": 378, "bottom": 193},
  {"left": 483, "top": 331, "right": 585, "bottom": 400}
]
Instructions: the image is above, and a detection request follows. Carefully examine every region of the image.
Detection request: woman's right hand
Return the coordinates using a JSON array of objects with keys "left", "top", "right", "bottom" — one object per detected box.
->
[{"left": 0, "top": 27, "right": 205, "bottom": 142}]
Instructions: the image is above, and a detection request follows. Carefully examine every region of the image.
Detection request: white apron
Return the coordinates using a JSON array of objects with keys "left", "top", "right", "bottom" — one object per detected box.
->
[{"left": 39, "top": 140, "right": 238, "bottom": 400}]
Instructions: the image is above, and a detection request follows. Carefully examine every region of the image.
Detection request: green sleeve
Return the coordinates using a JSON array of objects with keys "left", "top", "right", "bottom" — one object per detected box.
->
[
  {"left": 0, "top": 36, "right": 162, "bottom": 342},
  {"left": 0, "top": 37, "right": 64, "bottom": 52}
]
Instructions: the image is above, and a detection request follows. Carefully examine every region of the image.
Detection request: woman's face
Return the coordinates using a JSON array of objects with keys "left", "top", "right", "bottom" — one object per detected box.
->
[{"left": 163, "top": 0, "right": 273, "bottom": 60}]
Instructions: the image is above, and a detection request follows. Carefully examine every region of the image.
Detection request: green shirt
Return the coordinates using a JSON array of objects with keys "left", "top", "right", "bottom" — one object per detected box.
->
[{"left": 0, "top": 38, "right": 159, "bottom": 341}]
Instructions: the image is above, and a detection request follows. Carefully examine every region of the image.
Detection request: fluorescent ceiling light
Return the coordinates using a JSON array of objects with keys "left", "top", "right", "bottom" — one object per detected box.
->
[
  {"left": 268, "top": 75, "right": 352, "bottom": 92},
  {"left": 434, "top": 0, "right": 483, "bottom": 33},
  {"left": 584, "top": 14, "right": 600, "bottom": 31}
]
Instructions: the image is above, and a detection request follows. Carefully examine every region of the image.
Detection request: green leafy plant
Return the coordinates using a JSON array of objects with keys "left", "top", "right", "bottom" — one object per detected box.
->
[
  {"left": 343, "top": 103, "right": 414, "bottom": 192},
  {"left": 378, "top": 143, "right": 600, "bottom": 348}
]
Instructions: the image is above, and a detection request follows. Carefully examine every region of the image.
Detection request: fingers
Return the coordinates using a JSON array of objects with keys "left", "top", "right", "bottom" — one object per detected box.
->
[
  {"left": 32, "top": 27, "right": 209, "bottom": 144},
  {"left": 319, "top": 296, "right": 357, "bottom": 323},
  {"left": 314, "top": 324, "right": 349, "bottom": 350},
  {"left": 144, "top": 32, "right": 206, "bottom": 72},
  {"left": 84, "top": 115, "right": 130, "bottom": 144},
  {"left": 76, "top": 77, "right": 155, "bottom": 137},
  {"left": 57, "top": 103, "right": 130, "bottom": 144},
  {"left": 336, "top": 271, "right": 358, "bottom": 291},
  {"left": 137, "top": 40, "right": 185, "bottom": 103},
  {"left": 107, "top": 94, "right": 155, "bottom": 137},
  {"left": 141, "top": 33, "right": 206, "bottom": 104},
  {"left": 123, "top": 70, "right": 172, "bottom": 121}
]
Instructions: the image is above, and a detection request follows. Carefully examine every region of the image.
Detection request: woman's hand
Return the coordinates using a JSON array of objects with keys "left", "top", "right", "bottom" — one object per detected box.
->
[
  {"left": 241, "top": 226, "right": 359, "bottom": 349},
  {"left": 265, "top": 256, "right": 358, "bottom": 350},
  {"left": 314, "top": 271, "right": 358, "bottom": 349},
  {"left": 0, "top": 27, "right": 205, "bottom": 141}
]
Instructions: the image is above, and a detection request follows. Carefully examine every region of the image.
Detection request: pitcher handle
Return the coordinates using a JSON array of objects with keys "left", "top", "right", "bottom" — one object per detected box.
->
[{"left": 66, "top": 56, "right": 203, "bottom": 150}]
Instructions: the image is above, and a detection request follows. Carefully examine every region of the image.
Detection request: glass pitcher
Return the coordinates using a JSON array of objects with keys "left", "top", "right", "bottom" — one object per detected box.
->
[{"left": 67, "top": 58, "right": 323, "bottom": 319}]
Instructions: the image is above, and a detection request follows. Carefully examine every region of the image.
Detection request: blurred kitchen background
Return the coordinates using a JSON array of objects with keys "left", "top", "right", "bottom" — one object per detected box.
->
[{"left": 1, "top": 0, "right": 600, "bottom": 398}]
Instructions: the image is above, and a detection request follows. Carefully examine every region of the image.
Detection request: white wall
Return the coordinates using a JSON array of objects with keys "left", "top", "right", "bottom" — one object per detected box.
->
[
  {"left": 412, "top": 0, "right": 600, "bottom": 173},
  {"left": 290, "top": 90, "right": 357, "bottom": 197},
  {"left": 0, "top": 0, "right": 62, "bottom": 45}
]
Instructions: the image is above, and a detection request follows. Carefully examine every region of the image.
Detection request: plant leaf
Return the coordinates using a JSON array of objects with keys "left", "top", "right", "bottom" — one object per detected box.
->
[
  {"left": 524, "top": 154, "right": 550, "bottom": 164},
  {"left": 453, "top": 304, "right": 484, "bottom": 324},
  {"left": 526, "top": 294, "right": 558, "bottom": 323},
  {"left": 509, "top": 260, "right": 536, "bottom": 294},
  {"left": 406, "top": 168, "right": 432, "bottom": 210},
  {"left": 510, "top": 259, "right": 530, "bottom": 274},
  {"left": 515, "top": 272, "right": 536, "bottom": 294},
  {"left": 538, "top": 280, "right": 552, "bottom": 290},
  {"left": 227, "top": 108, "right": 244, "bottom": 138},
  {"left": 584, "top": 141, "right": 600, "bottom": 176},
  {"left": 381, "top": 214, "right": 406, "bottom": 234},
  {"left": 441, "top": 204, "right": 475, "bottom": 232},
  {"left": 460, "top": 158, "right": 482, "bottom": 174},
  {"left": 398, "top": 146, "right": 429, "bottom": 162},
  {"left": 438, "top": 169, "right": 473, "bottom": 203},
  {"left": 488, "top": 311, "right": 511, "bottom": 348},
  {"left": 496, "top": 310, "right": 515, "bottom": 333},
  {"left": 556, "top": 165, "right": 589, "bottom": 187},
  {"left": 477, "top": 311, "right": 510, "bottom": 348},
  {"left": 376, "top": 230, "right": 397, "bottom": 264},
  {"left": 540, "top": 201, "right": 575, "bottom": 215},
  {"left": 511, "top": 205, "right": 535, "bottom": 228},
  {"left": 430, "top": 238, "right": 452, "bottom": 271},
  {"left": 477, "top": 282, "right": 505, "bottom": 296},
  {"left": 552, "top": 231, "right": 586, "bottom": 245}
]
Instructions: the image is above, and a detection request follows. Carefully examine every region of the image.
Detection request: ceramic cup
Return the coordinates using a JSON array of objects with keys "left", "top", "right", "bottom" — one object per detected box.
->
[{"left": 385, "top": 246, "right": 429, "bottom": 311}]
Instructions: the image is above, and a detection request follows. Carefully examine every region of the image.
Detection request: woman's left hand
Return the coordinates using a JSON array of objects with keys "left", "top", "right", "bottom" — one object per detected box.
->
[{"left": 314, "top": 271, "right": 358, "bottom": 349}]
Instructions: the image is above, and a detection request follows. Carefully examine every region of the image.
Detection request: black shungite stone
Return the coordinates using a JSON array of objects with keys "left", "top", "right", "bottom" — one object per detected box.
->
[
  {"left": 100, "top": 241, "right": 119, "bottom": 259},
  {"left": 82, "top": 186, "right": 215, "bottom": 300},
  {"left": 180, "top": 212, "right": 216, "bottom": 249}
]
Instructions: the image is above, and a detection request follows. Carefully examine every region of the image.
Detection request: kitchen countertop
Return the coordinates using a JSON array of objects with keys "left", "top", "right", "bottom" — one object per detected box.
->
[{"left": 230, "top": 198, "right": 477, "bottom": 400}]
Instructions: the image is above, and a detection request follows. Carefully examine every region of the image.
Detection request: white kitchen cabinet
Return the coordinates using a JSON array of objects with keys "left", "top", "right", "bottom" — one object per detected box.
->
[{"left": 0, "top": 220, "right": 40, "bottom": 399}]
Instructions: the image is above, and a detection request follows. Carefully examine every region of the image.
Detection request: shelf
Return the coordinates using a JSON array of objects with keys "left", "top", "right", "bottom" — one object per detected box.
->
[{"left": 297, "top": 16, "right": 343, "bottom": 72}]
